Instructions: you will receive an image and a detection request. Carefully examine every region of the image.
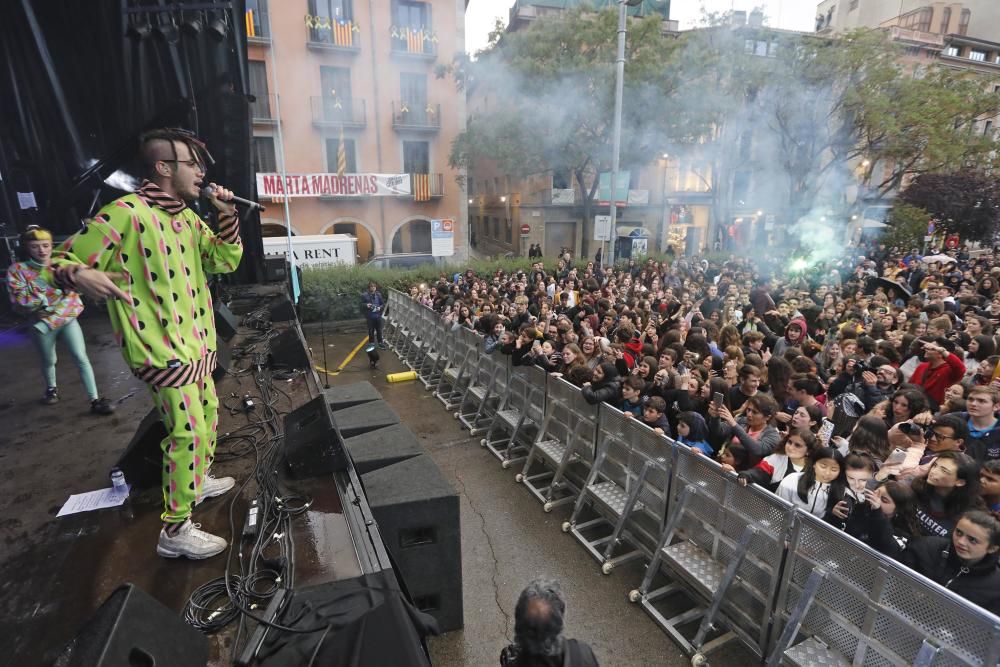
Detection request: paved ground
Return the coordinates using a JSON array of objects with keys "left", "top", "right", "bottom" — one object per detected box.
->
[{"left": 304, "top": 323, "right": 751, "bottom": 666}]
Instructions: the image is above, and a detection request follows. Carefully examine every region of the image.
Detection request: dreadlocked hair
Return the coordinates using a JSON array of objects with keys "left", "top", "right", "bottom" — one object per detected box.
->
[{"left": 139, "top": 127, "right": 214, "bottom": 178}]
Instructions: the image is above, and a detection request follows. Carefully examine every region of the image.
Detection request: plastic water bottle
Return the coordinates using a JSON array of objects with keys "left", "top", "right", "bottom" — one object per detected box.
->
[{"left": 110, "top": 468, "right": 128, "bottom": 496}]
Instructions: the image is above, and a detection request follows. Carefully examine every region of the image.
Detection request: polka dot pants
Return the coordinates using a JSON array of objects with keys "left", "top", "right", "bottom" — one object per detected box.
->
[{"left": 149, "top": 376, "right": 219, "bottom": 524}]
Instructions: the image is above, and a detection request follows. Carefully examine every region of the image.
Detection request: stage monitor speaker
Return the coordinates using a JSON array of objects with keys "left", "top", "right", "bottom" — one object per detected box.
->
[
  {"left": 362, "top": 455, "right": 463, "bottom": 632},
  {"left": 114, "top": 409, "right": 166, "bottom": 490},
  {"left": 264, "top": 256, "right": 287, "bottom": 283},
  {"left": 284, "top": 396, "right": 349, "bottom": 477},
  {"left": 215, "top": 301, "right": 240, "bottom": 341},
  {"left": 214, "top": 335, "right": 233, "bottom": 382},
  {"left": 344, "top": 423, "right": 423, "bottom": 475},
  {"left": 269, "top": 295, "right": 296, "bottom": 323},
  {"left": 56, "top": 583, "right": 208, "bottom": 667},
  {"left": 331, "top": 400, "right": 400, "bottom": 438},
  {"left": 269, "top": 327, "right": 311, "bottom": 370},
  {"left": 323, "top": 381, "right": 383, "bottom": 410}
]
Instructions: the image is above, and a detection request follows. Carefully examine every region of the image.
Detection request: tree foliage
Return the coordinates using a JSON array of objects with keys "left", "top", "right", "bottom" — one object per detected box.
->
[
  {"left": 881, "top": 202, "right": 931, "bottom": 249},
  {"left": 899, "top": 171, "right": 1000, "bottom": 242},
  {"left": 443, "top": 7, "right": 688, "bottom": 251}
]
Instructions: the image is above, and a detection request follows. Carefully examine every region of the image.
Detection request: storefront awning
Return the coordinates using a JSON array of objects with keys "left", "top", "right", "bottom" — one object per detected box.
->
[{"left": 616, "top": 225, "right": 653, "bottom": 237}]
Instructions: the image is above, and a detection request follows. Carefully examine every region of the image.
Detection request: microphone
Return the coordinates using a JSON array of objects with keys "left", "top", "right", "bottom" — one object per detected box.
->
[{"left": 200, "top": 186, "right": 266, "bottom": 212}]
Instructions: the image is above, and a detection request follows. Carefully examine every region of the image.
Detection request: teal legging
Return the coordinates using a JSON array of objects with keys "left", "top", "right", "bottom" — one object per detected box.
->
[{"left": 31, "top": 318, "right": 99, "bottom": 400}]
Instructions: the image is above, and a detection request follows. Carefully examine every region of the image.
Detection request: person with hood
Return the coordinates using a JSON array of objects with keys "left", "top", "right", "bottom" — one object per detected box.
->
[
  {"left": 773, "top": 315, "right": 808, "bottom": 359},
  {"left": 676, "top": 411, "right": 712, "bottom": 455},
  {"left": 581, "top": 362, "right": 621, "bottom": 406},
  {"left": 901, "top": 511, "right": 1000, "bottom": 616}
]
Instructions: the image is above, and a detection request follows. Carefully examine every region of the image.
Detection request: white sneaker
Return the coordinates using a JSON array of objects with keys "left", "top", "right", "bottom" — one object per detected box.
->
[
  {"left": 197, "top": 474, "right": 236, "bottom": 505},
  {"left": 157, "top": 519, "right": 227, "bottom": 559}
]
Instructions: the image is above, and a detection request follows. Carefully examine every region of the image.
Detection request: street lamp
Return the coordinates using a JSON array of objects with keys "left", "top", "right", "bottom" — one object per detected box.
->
[{"left": 608, "top": 0, "right": 644, "bottom": 266}]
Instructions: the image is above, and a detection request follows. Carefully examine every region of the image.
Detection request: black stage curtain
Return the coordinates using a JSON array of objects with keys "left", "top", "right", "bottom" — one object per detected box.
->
[{"left": 0, "top": 0, "right": 262, "bottom": 282}]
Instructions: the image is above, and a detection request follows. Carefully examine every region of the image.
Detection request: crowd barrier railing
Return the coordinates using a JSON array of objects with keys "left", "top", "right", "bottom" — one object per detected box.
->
[
  {"left": 482, "top": 362, "right": 547, "bottom": 470},
  {"left": 379, "top": 293, "right": 1000, "bottom": 665},
  {"left": 516, "top": 375, "right": 599, "bottom": 512},
  {"left": 767, "top": 510, "right": 1000, "bottom": 667},
  {"left": 564, "top": 404, "right": 671, "bottom": 575}
]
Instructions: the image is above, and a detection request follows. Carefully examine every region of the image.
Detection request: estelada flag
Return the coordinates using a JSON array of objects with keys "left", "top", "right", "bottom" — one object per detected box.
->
[{"left": 334, "top": 19, "right": 353, "bottom": 46}]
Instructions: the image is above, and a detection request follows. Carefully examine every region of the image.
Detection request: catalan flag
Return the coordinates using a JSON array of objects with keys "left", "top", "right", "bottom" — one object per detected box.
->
[
  {"left": 334, "top": 18, "right": 353, "bottom": 46},
  {"left": 337, "top": 126, "right": 347, "bottom": 178},
  {"left": 412, "top": 174, "right": 431, "bottom": 202},
  {"left": 406, "top": 28, "right": 424, "bottom": 53},
  {"left": 245, "top": 10, "right": 255, "bottom": 37}
]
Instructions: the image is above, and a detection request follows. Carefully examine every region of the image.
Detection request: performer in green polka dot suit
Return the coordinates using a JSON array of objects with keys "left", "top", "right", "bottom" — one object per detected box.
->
[{"left": 54, "top": 129, "right": 243, "bottom": 559}]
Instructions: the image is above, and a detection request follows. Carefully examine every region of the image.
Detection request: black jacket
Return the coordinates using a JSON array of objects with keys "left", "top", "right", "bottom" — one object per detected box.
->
[
  {"left": 581, "top": 379, "right": 621, "bottom": 406},
  {"left": 900, "top": 536, "right": 1000, "bottom": 616}
]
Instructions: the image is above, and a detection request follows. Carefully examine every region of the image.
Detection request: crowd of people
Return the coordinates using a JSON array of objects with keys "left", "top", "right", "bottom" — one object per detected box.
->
[{"left": 395, "top": 243, "right": 1000, "bottom": 617}]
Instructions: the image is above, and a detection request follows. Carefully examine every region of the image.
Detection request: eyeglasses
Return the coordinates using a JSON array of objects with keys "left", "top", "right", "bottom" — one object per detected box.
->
[
  {"left": 927, "top": 430, "right": 954, "bottom": 441},
  {"left": 166, "top": 159, "right": 205, "bottom": 170}
]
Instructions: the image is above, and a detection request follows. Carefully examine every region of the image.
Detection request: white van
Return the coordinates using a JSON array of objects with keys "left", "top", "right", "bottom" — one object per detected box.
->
[{"left": 262, "top": 234, "right": 357, "bottom": 268}]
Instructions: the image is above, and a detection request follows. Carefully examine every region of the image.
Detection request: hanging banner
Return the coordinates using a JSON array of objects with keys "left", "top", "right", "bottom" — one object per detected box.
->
[
  {"left": 255, "top": 173, "right": 412, "bottom": 198},
  {"left": 597, "top": 171, "right": 630, "bottom": 206},
  {"left": 432, "top": 219, "right": 455, "bottom": 257}
]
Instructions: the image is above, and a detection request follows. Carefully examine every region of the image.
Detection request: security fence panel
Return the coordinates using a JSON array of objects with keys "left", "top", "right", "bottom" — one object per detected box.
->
[
  {"left": 482, "top": 361, "right": 546, "bottom": 469},
  {"left": 516, "top": 376, "right": 598, "bottom": 512},
  {"left": 767, "top": 510, "right": 1000, "bottom": 667}
]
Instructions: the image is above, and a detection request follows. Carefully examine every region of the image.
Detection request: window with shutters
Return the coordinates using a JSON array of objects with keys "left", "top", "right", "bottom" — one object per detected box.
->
[
  {"left": 248, "top": 60, "right": 271, "bottom": 119},
  {"left": 402, "top": 141, "right": 429, "bottom": 173},
  {"left": 253, "top": 136, "right": 277, "bottom": 173}
]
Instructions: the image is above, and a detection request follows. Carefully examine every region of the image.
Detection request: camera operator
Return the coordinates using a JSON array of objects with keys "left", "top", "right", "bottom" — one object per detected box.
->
[{"left": 828, "top": 355, "right": 897, "bottom": 413}]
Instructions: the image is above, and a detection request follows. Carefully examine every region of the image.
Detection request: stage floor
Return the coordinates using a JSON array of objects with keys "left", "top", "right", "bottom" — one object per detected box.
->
[{"left": 0, "top": 311, "right": 363, "bottom": 666}]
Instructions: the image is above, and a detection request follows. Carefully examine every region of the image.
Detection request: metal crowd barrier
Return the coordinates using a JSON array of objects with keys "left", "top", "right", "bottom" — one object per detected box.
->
[
  {"left": 456, "top": 347, "right": 505, "bottom": 435},
  {"left": 516, "top": 376, "right": 599, "bottom": 512},
  {"left": 436, "top": 327, "right": 479, "bottom": 410},
  {"left": 382, "top": 293, "right": 1000, "bottom": 665},
  {"left": 482, "top": 363, "right": 547, "bottom": 470},
  {"left": 564, "top": 404, "right": 670, "bottom": 575},
  {"left": 767, "top": 510, "right": 1000, "bottom": 667},
  {"left": 630, "top": 445, "right": 796, "bottom": 662}
]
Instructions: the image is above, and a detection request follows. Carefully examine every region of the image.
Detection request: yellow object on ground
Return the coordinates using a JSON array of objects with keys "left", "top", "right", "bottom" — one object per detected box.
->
[
  {"left": 315, "top": 336, "right": 370, "bottom": 377},
  {"left": 386, "top": 370, "right": 418, "bottom": 383}
]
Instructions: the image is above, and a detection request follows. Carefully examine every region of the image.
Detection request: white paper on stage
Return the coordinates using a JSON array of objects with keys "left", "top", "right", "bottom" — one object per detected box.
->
[{"left": 57, "top": 486, "right": 130, "bottom": 517}]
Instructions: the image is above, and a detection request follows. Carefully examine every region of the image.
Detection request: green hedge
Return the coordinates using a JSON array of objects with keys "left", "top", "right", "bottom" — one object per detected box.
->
[
  {"left": 299, "top": 257, "right": 537, "bottom": 322},
  {"left": 298, "top": 254, "right": 681, "bottom": 322}
]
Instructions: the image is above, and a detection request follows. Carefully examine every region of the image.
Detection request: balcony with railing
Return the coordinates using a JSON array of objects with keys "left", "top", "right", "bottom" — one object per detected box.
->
[
  {"left": 389, "top": 26, "right": 437, "bottom": 60},
  {"left": 306, "top": 15, "right": 361, "bottom": 53},
  {"left": 250, "top": 93, "right": 278, "bottom": 124},
  {"left": 410, "top": 173, "right": 444, "bottom": 199},
  {"left": 391, "top": 102, "right": 441, "bottom": 132},
  {"left": 245, "top": 8, "right": 270, "bottom": 43},
  {"left": 311, "top": 97, "right": 366, "bottom": 128}
]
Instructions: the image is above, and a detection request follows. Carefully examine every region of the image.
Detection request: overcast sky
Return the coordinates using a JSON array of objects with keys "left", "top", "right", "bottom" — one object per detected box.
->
[{"left": 465, "top": 1, "right": 819, "bottom": 55}]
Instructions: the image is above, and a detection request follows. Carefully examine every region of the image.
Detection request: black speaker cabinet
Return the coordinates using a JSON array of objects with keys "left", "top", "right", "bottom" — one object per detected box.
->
[
  {"left": 331, "top": 400, "right": 400, "bottom": 438},
  {"left": 344, "top": 424, "right": 424, "bottom": 475},
  {"left": 264, "top": 256, "right": 287, "bottom": 283},
  {"left": 269, "top": 326, "right": 311, "bottom": 370},
  {"left": 56, "top": 583, "right": 208, "bottom": 667},
  {"left": 214, "top": 335, "right": 233, "bottom": 382},
  {"left": 361, "top": 455, "right": 463, "bottom": 632},
  {"left": 284, "top": 396, "right": 349, "bottom": 477},
  {"left": 114, "top": 409, "right": 166, "bottom": 490},
  {"left": 214, "top": 301, "right": 240, "bottom": 341},
  {"left": 269, "top": 295, "right": 296, "bottom": 323},
  {"left": 323, "top": 381, "right": 383, "bottom": 410}
]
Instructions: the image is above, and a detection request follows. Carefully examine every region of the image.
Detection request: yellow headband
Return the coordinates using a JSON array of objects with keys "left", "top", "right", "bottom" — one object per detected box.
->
[{"left": 23, "top": 226, "right": 53, "bottom": 243}]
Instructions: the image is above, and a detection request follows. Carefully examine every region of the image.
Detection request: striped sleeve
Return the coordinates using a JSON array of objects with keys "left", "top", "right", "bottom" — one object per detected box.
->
[{"left": 217, "top": 209, "right": 241, "bottom": 244}]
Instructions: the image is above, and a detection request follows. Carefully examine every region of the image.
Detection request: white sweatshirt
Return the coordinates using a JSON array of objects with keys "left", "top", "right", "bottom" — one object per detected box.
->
[{"left": 776, "top": 472, "right": 831, "bottom": 517}]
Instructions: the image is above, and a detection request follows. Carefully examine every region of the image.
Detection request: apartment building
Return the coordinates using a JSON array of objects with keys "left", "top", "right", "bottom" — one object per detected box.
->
[
  {"left": 246, "top": 0, "right": 468, "bottom": 262},
  {"left": 815, "top": 0, "right": 1000, "bottom": 43},
  {"left": 469, "top": 0, "right": 686, "bottom": 261}
]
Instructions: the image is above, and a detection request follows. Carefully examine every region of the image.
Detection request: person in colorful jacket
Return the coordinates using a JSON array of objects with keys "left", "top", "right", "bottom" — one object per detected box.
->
[
  {"left": 5, "top": 225, "right": 114, "bottom": 413},
  {"left": 51, "top": 128, "right": 242, "bottom": 560}
]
